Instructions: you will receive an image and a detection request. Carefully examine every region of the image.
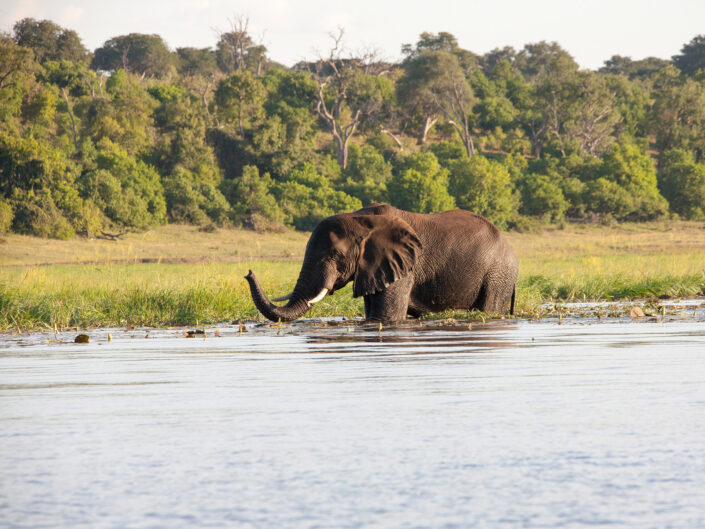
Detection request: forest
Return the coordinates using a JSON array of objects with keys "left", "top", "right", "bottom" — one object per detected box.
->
[{"left": 1, "top": 17, "right": 705, "bottom": 239}]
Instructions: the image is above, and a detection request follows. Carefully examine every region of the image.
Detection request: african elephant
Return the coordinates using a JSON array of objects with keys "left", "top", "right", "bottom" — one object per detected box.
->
[{"left": 245, "top": 203, "right": 518, "bottom": 323}]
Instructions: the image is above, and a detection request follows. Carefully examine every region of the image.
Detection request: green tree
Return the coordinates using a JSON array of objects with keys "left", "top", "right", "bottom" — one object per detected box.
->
[
  {"left": 585, "top": 141, "right": 668, "bottom": 221},
  {"left": 223, "top": 165, "right": 283, "bottom": 228},
  {"left": 514, "top": 172, "right": 568, "bottom": 222},
  {"left": 340, "top": 144, "right": 392, "bottom": 205},
  {"left": 13, "top": 18, "right": 88, "bottom": 64},
  {"left": 77, "top": 69, "right": 157, "bottom": 155},
  {"left": 411, "top": 50, "right": 477, "bottom": 157},
  {"left": 651, "top": 76, "right": 705, "bottom": 161},
  {"left": 163, "top": 167, "right": 231, "bottom": 225},
  {"left": 388, "top": 152, "right": 455, "bottom": 213},
  {"left": 79, "top": 139, "right": 166, "bottom": 229},
  {"left": 397, "top": 51, "right": 443, "bottom": 145},
  {"left": 274, "top": 163, "right": 362, "bottom": 230},
  {"left": 0, "top": 198, "right": 12, "bottom": 233},
  {"left": 215, "top": 70, "right": 266, "bottom": 137},
  {"left": 447, "top": 155, "right": 518, "bottom": 228},
  {"left": 509, "top": 42, "right": 579, "bottom": 157},
  {"left": 672, "top": 35, "right": 705, "bottom": 77},
  {"left": 658, "top": 149, "right": 705, "bottom": 219},
  {"left": 176, "top": 47, "right": 218, "bottom": 77},
  {"left": 92, "top": 34, "right": 174, "bottom": 77}
]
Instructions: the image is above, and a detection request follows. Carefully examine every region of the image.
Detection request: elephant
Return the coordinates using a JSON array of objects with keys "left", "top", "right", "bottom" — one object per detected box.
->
[{"left": 245, "top": 203, "right": 518, "bottom": 323}]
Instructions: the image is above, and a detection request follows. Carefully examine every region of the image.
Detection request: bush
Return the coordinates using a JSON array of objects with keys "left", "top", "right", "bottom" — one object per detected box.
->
[
  {"left": 427, "top": 140, "right": 466, "bottom": 168},
  {"left": 10, "top": 189, "right": 75, "bottom": 239},
  {"left": 592, "top": 142, "right": 668, "bottom": 221},
  {"left": 164, "top": 167, "right": 231, "bottom": 225},
  {"left": 448, "top": 155, "right": 518, "bottom": 229},
  {"left": 79, "top": 140, "right": 167, "bottom": 229},
  {"left": 515, "top": 173, "right": 568, "bottom": 222},
  {"left": 388, "top": 152, "right": 455, "bottom": 213},
  {"left": 223, "top": 165, "right": 283, "bottom": 227},
  {"left": 0, "top": 199, "right": 14, "bottom": 233},
  {"left": 340, "top": 144, "right": 392, "bottom": 205},
  {"left": 274, "top": 164, "right": 362, "bottom": 231}
]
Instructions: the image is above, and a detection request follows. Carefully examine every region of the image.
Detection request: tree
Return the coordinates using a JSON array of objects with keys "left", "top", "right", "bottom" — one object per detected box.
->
[
  {"left": 672, "top": 35, "right": 705, "bottom": 76},
  {"left": 562, "top": 71, "right": 622, "bottom": 157},
  {"left": 388, "top": 152, "right": 455, "bottom": 213},
  {"left": 78, "top": 139, "right": 166, "bottom": 229},
  {"left": 651, "top": 76, "right": 705, "bottom": 161},
  {"left": 163, "top": 167, "right": 231, "bottom": 225},
  {"left": 448, "top": 155, "right": 518, "bottom": 228},
  {"left": 215, "top": 16, "right": 267, "bottom": 75},
  {"left": 584, "top": 141, "right": 668, "bottom": 221},
  {"left": 600, "top": 55, "right": 670, "bottom": 84},
  {"left": 176, "top": 47, "right": 218, "bottom": 77},
  {"left": 77, "top": 69, "right": 157, "bottom": 155},
  {"left": 406, "top": 50, "right": 477, "bottom": 157},
  {"left": 515, "top": 41, "right": 578, "bottom": 81},
  {"left": 223, "top": 164, "right": 283, "bottom": 228},
  {"left": 274, "top": 163, "right": 361, "bottom": 230},
  {"left": 215, "top": 70, "right": 266, "bottom": 137},
  {"left": 514, "top": 172, "right": 568, "bottom": 222},
  {"left": 13, "top": 18, "right": 88, "bottom": 64},
  {"left": 0, "top": 33, "right": 36, "bottom": 92},
  {"left": 340, "top": 144, "right": 392, "bottom": 205},
  {"left": 397, "top": 51, "right": 443, "bottom": 144},
  {"left": 308, "top": 29, "right": 390, "bottom": 169},
  {"left": 401, "top": 31, "right": 479, "bottom": 72},
  {"left": 658, "top": 149, "right": 705, "bottom": 219},
  {"left": 92, "top": 34, "right": 174, "bottom": 77}
]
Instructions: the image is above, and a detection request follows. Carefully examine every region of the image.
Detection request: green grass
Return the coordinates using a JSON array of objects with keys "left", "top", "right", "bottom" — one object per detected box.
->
[{"left": 1, "top": 222, "right": 704, "bottom": 331}]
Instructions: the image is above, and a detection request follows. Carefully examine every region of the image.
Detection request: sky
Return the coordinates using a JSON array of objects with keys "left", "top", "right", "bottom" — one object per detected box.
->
[{"left": 1, "top": 0, "right": 704, "bottom": 70}]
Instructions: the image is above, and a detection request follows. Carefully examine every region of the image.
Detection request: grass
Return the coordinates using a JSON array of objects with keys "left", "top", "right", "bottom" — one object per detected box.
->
[{"left": 1, "top": 221, "right": 704, "bottom": 331}]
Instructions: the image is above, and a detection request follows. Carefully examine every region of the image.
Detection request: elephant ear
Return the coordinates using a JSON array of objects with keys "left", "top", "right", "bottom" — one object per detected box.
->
[{"left": 352, "top": 215, "right": 422, "bottom": 298}]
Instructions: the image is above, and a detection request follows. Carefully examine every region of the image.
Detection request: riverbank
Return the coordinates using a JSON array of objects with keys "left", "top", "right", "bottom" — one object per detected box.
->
[{"left": 1, "top": 221, "right": 703, "bottom": 331}]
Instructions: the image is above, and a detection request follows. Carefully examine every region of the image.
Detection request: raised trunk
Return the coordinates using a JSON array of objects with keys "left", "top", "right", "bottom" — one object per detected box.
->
[{"left": 245, "top": 270, "right": 313, "bottom": 322}]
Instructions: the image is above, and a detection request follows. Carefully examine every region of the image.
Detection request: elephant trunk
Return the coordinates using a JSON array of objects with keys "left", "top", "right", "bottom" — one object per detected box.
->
[{"left": 245, "top": 270, "right": 321, "bottom": 322}]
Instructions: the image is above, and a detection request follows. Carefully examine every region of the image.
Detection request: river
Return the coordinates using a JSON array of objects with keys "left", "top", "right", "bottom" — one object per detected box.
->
[{"left": 2, "top": 314, "right": 705, "bottom": 528}]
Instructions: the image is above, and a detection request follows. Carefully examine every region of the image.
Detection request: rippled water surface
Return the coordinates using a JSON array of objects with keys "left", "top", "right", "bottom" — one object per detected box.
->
[{"left": 2, "top": 316, "right": 705, "bottom": 528}]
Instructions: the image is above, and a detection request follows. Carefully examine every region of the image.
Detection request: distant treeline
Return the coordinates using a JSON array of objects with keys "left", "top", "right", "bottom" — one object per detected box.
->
[{"left": 1, "top": 18, "right": 705, "bottom": 238}]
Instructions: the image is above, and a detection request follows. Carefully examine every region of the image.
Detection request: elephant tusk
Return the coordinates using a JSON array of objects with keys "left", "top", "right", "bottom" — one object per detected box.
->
[
  {"left": 271, "top": 292, "right": 294, "bottom": 302},
  {"left": 306, "top": 288, "right": 329, "bottom": 307}
]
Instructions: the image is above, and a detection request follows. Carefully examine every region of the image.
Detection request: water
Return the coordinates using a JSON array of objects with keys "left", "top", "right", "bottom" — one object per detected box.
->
[{"left": 2, "top": 316, "right": 705, "bottom": 528}]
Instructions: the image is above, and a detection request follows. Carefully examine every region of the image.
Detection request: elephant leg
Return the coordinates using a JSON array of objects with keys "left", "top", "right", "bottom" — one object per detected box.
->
[
  {"left": 364, "top": 275, "right": 414, "bottom": 322},
  {"left": 477, "top": 281, "right": 513, "bottom": 314}
]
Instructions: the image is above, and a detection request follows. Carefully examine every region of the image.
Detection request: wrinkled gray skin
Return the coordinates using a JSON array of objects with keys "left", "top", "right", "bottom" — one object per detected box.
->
[{"left": 245, "top": 203, "right": 518, "bottom": 323}]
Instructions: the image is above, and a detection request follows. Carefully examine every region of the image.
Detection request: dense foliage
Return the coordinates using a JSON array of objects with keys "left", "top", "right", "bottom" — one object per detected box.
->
[{"left": 2, "top": 19, "right": 705, "bottom": 239}]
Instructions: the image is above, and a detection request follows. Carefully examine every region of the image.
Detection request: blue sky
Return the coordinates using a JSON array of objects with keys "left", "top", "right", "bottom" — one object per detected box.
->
[{"left": 2, "top": 0, "right": 704, "bottom": 69}]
